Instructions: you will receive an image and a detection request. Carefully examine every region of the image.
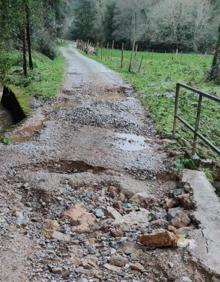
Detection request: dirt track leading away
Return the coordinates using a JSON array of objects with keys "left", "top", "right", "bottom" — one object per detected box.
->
[{"left": 0, "top": 45, "right": 215, "bottom": 281}]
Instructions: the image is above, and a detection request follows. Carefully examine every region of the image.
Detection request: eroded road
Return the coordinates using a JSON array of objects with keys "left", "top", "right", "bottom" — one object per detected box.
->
[{"left": 0, "top": 45, "right": 215, "bottom": 281}]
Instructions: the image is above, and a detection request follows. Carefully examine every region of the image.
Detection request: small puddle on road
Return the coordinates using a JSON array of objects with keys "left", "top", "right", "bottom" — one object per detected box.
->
[{"left": 113, "top": 133, "right": 150, "bottom": 152}]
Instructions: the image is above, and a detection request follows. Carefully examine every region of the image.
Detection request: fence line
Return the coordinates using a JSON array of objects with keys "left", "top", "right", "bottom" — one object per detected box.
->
[{"left": 172, "top": 82, "right": 220, "bottom": 156}]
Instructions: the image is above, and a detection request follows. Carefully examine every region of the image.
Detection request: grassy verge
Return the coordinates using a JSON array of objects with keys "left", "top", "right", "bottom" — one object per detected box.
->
[
  {"left": 1, "top": 49, "right": 65, "bottom": 113},
  {"left": 0, "top": 47, "right": 65, "bottom": 144},
  {"left": 86, "top": 48, "right": 220, "bottom": 178}
]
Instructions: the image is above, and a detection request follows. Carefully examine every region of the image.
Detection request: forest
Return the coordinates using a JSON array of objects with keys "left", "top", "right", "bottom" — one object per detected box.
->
[{"left": 71, "top": 0, "right": 219, "bottom": 53}]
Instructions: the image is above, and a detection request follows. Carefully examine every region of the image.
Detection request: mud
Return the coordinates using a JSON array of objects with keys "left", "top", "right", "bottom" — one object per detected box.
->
[{"left": 0, "top": 45, "right": 214, "bottom": 281}]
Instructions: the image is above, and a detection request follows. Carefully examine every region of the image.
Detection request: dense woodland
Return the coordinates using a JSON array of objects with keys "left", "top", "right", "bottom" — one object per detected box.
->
[
  {"left": 71, "top": 0, "right": 219, "bottom": 52},
  {"left": 0, "top": 0, "right": 72, "bottom": 80},
  {"left": 0, "top": 0, "right": 220, "bottom": 82}
]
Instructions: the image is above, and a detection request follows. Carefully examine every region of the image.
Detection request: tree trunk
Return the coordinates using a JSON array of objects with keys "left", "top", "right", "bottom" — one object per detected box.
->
[
  {"left": 22, "top": 26, "right": 27, "bottom": 76},
  {"left": 210, "top": 25, "right": 220, "bottom": 82},
  {"left": 120, "top": 42, "right": 124, "bottom": 69},
  {"left": 25, "top": 4, "right": 33, "bottom": 69}
]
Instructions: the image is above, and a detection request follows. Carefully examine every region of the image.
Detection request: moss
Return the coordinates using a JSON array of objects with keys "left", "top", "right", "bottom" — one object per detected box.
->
[{"left": 7, "top": 84, "right": 30, "bottom": 115}]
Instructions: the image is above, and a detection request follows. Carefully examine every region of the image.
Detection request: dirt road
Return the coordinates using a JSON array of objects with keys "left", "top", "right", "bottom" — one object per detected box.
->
[{"left": 0, "top": 45, "right": 211, "bottom": 281}]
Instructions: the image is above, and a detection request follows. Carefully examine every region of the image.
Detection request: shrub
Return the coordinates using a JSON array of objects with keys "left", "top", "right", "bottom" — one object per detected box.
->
[
  {"left": 36, "top": 33, "right": 57, "bottom": 60},
  {"left": 0, "top": 50, "right": 22, "bottom": 83}
]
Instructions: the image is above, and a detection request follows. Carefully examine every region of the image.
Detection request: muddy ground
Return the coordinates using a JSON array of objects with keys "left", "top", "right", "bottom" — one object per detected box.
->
[{"left": 0, "top": 45, "right": 214, "bottom": 281}]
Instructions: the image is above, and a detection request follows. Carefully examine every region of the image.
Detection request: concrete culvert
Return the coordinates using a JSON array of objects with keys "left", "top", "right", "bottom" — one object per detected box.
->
[{"left": 1, "top": 86, "right": 26, "bottom": 123}]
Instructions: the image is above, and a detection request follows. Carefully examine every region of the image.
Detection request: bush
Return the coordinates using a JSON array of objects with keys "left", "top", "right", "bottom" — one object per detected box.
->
[
  {"left": 36, "top": 34, "right": 57, "bottom": 60},
  {"left": 0, "top": 50, "right": 22, "bottom": 83}
]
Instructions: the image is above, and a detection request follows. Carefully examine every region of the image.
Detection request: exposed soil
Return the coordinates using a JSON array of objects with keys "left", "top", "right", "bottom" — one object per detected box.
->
[{"left": 0, "top": 45, "right": 212, "bottom": 281}]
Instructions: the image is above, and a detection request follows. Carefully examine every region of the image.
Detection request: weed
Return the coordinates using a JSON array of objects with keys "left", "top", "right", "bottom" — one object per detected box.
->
[{"left": 0, "top": 136, "right": 11, "bottom": 145}]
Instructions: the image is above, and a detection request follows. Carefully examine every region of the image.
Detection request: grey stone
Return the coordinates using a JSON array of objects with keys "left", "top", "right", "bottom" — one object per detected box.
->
[
  {"left": 182, "top": 276, "right": 192, "bottom": 282},
  {"left": 95, "top": 208, "right": 105, "bottom": 218},
  {"left": 171, "top": 188, "right": 184, "bottom": 198},
  {"left": 78, "top": 278, "right": 89, "bottom": 282},
  {"left": 87, "top": 245, "right": 96, "bottom": 255},
  {"left": 110, "top": 255, "right": 129, "bottom": 267},
  {"left": 15, "top": 211, "right": 28, "bottom": 226},
  {"left": 167, "top": 207, "right": 181, "bottom": 220}
]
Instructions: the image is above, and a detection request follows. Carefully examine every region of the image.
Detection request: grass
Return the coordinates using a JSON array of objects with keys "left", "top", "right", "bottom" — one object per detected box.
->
[
  {"left": 86, "top": 47, "right": 220, "bottom": 175},
  {"left": 0, "top": 47, "right": 65, "bottom": 144},
  {"left": 1, "top": 49, "right": 65, "bottom": 113}
]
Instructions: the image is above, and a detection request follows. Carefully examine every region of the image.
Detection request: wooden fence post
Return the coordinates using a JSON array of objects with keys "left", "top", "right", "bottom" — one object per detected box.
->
[
  {"left": 134, "top": 44, "right": 138, "bottom": 58},
  {"left": 106, "top": 42, "right": 109, "bottom": 60},
  {"left": 138, "top": 55, "right": 144, "bottom": 73},
  {"left": 111, "top": 40, "right": 115, "bottom": 60},
  {"left": 192, "top": 94, "right": 203, "bottom": 156},
  {"left": 172, "top": 84, "right": 180, "bottom": 138},
  {"left": 121, "top": 42, "right": 124, "bottom": 69},
  {"left": 128, "top": 41, "right": 136, "bottom": 73},
  {"left": 101, "top": 43, "right": 103, "bottom": 60}
]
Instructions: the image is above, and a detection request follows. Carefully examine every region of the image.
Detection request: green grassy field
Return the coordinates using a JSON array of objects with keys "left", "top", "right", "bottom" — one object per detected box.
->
[{"left": 88, "top": 48, "right": 220, "bottom": 168}]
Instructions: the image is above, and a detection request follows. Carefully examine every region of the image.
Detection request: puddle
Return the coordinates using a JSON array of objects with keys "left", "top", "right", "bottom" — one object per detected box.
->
[
  {"left": 97, "top": 91, "right": 126, "bottom": 101},
  {"left": 113, "top": 133, "right": 150, "bottom": 152}
]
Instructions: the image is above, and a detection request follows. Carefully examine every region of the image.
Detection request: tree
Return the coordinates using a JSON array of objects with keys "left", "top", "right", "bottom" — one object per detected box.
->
[
  {"left": 71, "top": 0, "right": 97, "bottom": 41},
  {"left": 0, "top": 0, "right": 69, "bottom": 79},
  {"left": 210, "top": 25, "right": 220, "bottom": 82},
  {"left": 149, "top": 0, "right": 211, "bottom": 52},
  {"left": 103, "top": 1, "right": 116, "bottom": 43},
  {"left": 113, "top": 0, "right": 144, "bottom": 44},
  {"left": 112, "top": 0, "right": 160, "bottom": 47},
  {"left": 25, "top": 2, "right": 33, "bottom": 69}
]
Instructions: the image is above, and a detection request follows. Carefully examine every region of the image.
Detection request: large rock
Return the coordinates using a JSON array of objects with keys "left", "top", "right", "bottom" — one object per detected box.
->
[
  {"left": 109, "top": 255, "right": 129, "bottom": 267},
  {"left": 171, "top": 211, "right": 191, "bottom": 229},
  {"left": 43, "top": 220, "right": 60, "bottom": 238},
  {"left": 113, "top": 209, "right": 149, "bottom": 227},
  {"left": 107, "top": 206, "right": 123, "bottom": 221},
  {"left": 130, "top": 262, "right": 145, "bottom": 272},
  {"left": 63, "top": 204, "right": 96, "bottom": 233},
  {"left": 164, "top": 198, "right": 178, "bottom": 209},
  {"left": 130, "top": 193, "right": 158, "bottom": 207},
  {"left": 177, "top": 193, "right": 194, "bottom": 210},
  {"left": 104, "top": 263, "right": 122, "bottom": 273},
  {"left": 138, "top": 230, "right": 178, "bottom": 247},
  {"left": 50, "top": 231, "right": 71, "bottom": 242}
]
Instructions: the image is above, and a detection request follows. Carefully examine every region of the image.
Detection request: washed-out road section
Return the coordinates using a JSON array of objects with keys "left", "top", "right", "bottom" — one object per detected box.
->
[{"left": 0, "top": 45, "right": 218, "bottom": 281}]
